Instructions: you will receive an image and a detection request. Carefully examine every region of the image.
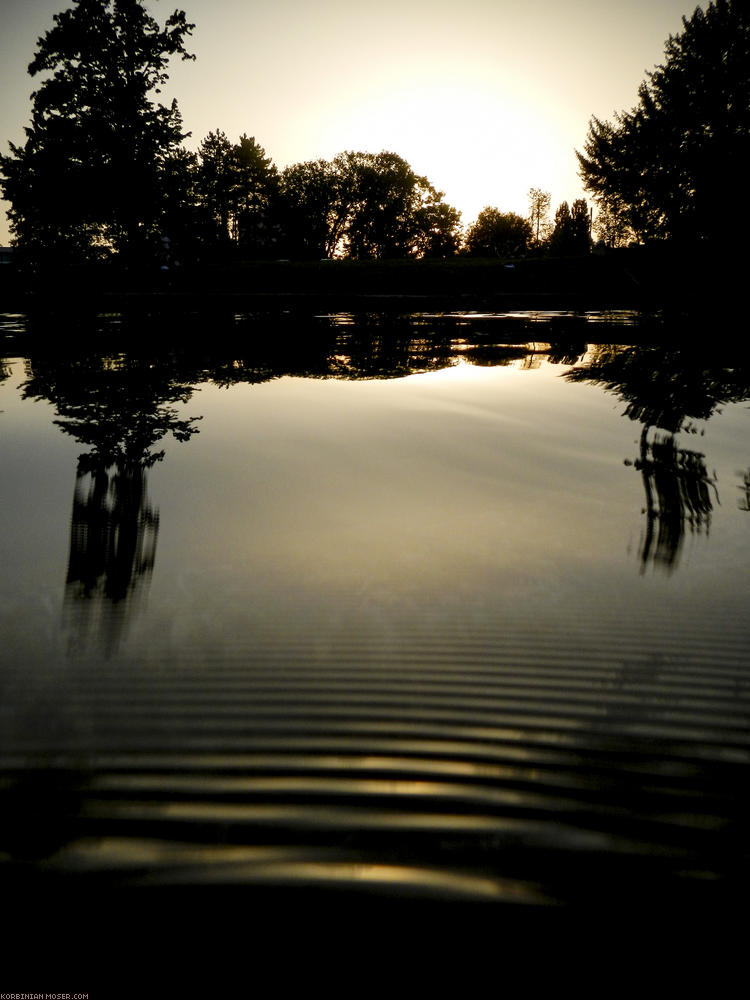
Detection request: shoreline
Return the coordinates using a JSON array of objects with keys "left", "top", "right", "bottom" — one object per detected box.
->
[{"left": 0, "top": 247, "right": 742, "bottom": 320}]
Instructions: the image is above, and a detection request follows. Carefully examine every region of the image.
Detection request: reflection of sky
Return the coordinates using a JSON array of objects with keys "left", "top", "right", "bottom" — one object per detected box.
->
[
  {"left": 142, "top": 359, "right": 747, "bottom": 653},
  {"left": 2, "top": 351, "right": 750, "bottom": 681},
  {"left": 0, "top": 359, "right": 79, "bottom": 588}
]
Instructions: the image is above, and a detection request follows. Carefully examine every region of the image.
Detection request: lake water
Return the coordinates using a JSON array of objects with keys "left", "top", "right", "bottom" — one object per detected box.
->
[{"left": 2, "top": 309, "right": 750, "bottom": 915}]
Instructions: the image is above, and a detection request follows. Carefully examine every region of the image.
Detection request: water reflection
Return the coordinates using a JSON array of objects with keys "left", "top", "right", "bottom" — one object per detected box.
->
[
  {"left": 10, "top": 323, "right": 593, "bottom": 654},
  {"left": 628, "top": 427, "right": 717, "bottom": 572},
  {"left": 21, "top": 352, "right": 202, "bottom": 652},
  {"left": 3, "top": 312, "right": 750, "bottom": 912},
  {"left": 739, "top": 468, "right": 750, "bottom": 513},
  {"left": 64, "top": 462, "right": 159, "bottom": 655},
  {"left": 566, "top": 344, "right": 750, "bottom": 572}
]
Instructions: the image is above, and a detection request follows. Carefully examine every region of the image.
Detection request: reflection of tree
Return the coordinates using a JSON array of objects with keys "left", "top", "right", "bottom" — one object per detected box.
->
[
  {"left": 216, "top": 314, "right": 584, "bottom": 381},
  {"left": 629, "top": 427, "right": 717, "bottom": 572},
  {"left": 64, "top": 461, "right": 160, "bottom": 655},
  {"left": 546, "top": 342, "right": 587, "bottom": 367},
  {"left": 22, "top": 353, "right": 201, "bottom": 654},
  {"left": 566, "top": 344, "right": 750, "bottom": 433},
  {"left": 566, "top": 344, "right": 750, "bottom": 572},
  {"left": 13, "top": 315, "right": 637, "bottom": 652},
  {"left": 459, "top": 344, "right": 531, "bottom": 367},
  {"left": 738, "top": 469, "right": 750, "bottom": 513}
]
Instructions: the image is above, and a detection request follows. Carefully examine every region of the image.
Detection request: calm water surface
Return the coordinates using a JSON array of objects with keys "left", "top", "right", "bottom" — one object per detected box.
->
[{"left": 2, "top": 311, "right": 749, "bottom": 914}]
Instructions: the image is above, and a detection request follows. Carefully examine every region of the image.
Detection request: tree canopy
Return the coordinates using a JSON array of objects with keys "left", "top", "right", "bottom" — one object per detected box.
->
[
  {"left": 577, "top": 0, "right": 750, "bottom": 243},
  {"left": 464, "top": 208, "right": 531, "bottom": 257},
  {"left": 274, "top": 150, "right": 461, "bottom": 260},
  {"left": 547, "top": 199, "right": 591, "bottom": 256},
  {"left": 527, "top": 188, "right": 551, "bottom": 246},
  {"left": 0, "top": 0, "right": 195, "bottom": 266},
  {"left": 194, "top": 130, "right": 278, "bottom": 255}
]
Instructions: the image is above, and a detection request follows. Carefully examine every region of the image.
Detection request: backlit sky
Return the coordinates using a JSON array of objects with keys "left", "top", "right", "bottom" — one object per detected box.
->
[{"left": 1, "top": 0, "right": 701, "bottom": 244}]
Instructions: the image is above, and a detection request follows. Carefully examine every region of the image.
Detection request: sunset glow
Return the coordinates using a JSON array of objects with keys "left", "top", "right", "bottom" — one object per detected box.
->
[{"left": 1, "top": 0, "right": 701, "bottom": 242}]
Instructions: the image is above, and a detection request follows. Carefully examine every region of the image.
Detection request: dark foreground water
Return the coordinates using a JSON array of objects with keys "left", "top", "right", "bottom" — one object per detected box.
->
[{"left": 2, "top": 310, "right": 750, "bottom": 921}]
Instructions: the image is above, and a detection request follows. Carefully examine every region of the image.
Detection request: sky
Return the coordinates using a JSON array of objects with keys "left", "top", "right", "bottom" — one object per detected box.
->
[{"left": 0, "top": 0, "right": 702, "bottom": 245}]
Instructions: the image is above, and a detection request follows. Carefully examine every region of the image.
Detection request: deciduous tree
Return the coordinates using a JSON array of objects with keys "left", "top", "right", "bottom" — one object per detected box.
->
[
  {"left": 276, "top": 159, "right": 344, "bottom": 259},
  {"left": 339, "top": 151, "right": 460, "bottom": 260},
  {"left": 464, "top": 208, "right": 531, "bottom": 257},
  {"left": 548, "top": 198, "right": 591, "bottom": 256},
  {"left": 0, "top": 0, "right": 195, "bottom": 267},
  {"left": 577, "top": 0, "right": 750, "bottom": 243},
  {"left": 592, "top": 201, "right": 633, "bottom": 248},
  {"left": 527, "top": 187, "right": 551, "bottom": 246},
  {"left": 275, "top": 151, "right": 461, "bottom": 260}
]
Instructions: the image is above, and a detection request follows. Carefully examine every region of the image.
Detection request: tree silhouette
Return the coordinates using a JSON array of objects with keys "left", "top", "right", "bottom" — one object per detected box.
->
[
  {"left": 0, "top": 0, "right": 195, "bottom": 267},
  {"left": 548, "top": 199, "right": 591, "bottom": 256},
  {"left": 276, "top": 159, "right": 345, "bottom": 259},
  {"left": 527, "top": 188, "right": 551, "bottom": 246},
  {"left": 194, "top": 131, "right": 278, "bottom": 255},
  {"left": 577, "top": 0, "right": 750, "bottom": 242},
  {"left": 337, "top": 151, "right": 461, "bottom": 259},
  {"left": 275, "top": 151, "right": 460, "bottom": 260},
  {"left": 195, "top": 129, "right": 236, "bottom": 250},
  {"left": 464, "top": 208, "right": 531, "bottom": 258},
  {"left": 234, "top": 135, "right": 279, "bottom": 254},
  {"left": 592, "top": 201, "right": 633, "bottom": 248}
]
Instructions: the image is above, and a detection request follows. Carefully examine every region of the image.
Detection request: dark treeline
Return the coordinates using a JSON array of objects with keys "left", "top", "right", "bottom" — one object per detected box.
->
[
  {"left": 1, "top": 0, "right": 747, "bottom": 280},
  {"left": 0, "top": 0, "right": 592, "bottom": 275},
  {"left": 159, "top": 135, "right": 465, "bottom": 263},
  {"left": 145, "top": 131, "right": 591, "bottom": 265}
]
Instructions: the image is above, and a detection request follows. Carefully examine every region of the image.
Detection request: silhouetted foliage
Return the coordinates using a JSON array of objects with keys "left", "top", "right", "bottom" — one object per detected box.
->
[
  {"left": 195, "top": 129, "right": 235, "bottom": 251},
  {"left": 341, "top": 151, "right": 461, "bottom": 259},
  {"left": 275, "top": 151, "right": 461, "bottom": 260},
  {"left": 592, "top": 201, "right": 634, "bottom": 249},
  {"left": 234, "top": 134, "right": 279, "bottom": 255},
  {"left": 276, "top": 158, "right": 349, "bottom": 260},
  {"left": 0, "top": 0, "right": 195, "bottom": 268},
  {"left": 527, "top": 187, "right": 551, "bottom": 246},
  {"left": 158, "top": 147, "right": 202, "bottom": 264},
  {"left": 577, "top": 0, "right": 750, "bottom": 242},
  {"left": 464, "top": 208, "right": 531, "bottom": 258},
  {"left": 195, "top": 130, "right": 278, "bottom": 256},
  {"left": 548, "top": 199, "right": 591, "bottom": 256}
]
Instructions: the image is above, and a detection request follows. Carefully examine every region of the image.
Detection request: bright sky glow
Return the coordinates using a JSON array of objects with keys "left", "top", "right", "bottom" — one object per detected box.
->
[{"left": 0, "top": 0, "right": 701, "bottom": 244}]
